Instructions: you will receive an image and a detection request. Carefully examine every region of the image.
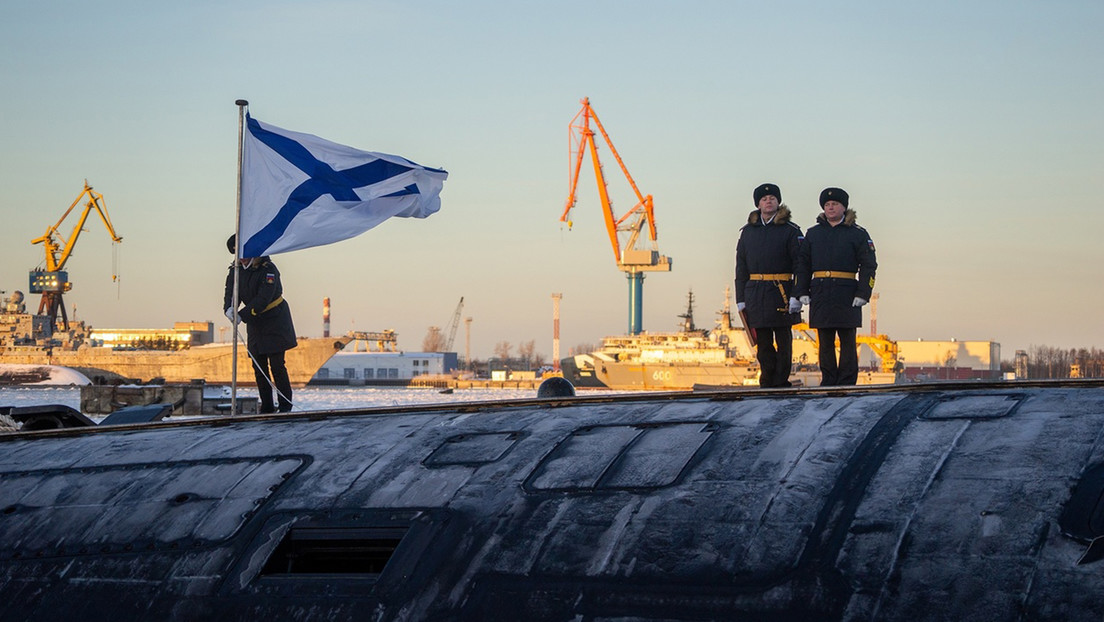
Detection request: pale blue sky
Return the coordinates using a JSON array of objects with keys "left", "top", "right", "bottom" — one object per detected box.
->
[{"left": 2, "top": 1, "right": 1102, "bottom": 360}]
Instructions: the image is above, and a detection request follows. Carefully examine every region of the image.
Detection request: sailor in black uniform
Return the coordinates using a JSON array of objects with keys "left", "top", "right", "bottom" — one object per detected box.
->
[
  {"left": 794, "top": 187, "right": 878, "bottom": 386},
  {"left": 735, "top": 183, "right": 804, "bottom": 388},
  {"left": 224, "top": 235, "right": 298, "bottom": 413}
]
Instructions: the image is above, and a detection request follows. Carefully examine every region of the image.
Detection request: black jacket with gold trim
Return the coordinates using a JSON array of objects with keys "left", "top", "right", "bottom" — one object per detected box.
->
[
  {"left": 223, "top": 257, "right": 297, "bottom": 355},
  {"left": 794, "top": 210, "right": 877, "bottom": 329},
  {"left": 734, "top": 205, "right": 804, "bottom": 328}
]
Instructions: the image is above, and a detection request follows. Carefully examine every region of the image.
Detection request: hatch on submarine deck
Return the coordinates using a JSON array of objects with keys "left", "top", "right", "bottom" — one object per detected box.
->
[{"left": 0, "top": 380, "right": 1103, "bottom": 621}]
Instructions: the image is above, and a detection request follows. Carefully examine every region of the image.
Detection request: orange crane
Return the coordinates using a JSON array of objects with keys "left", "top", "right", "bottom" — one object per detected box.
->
[
  {"left": 560, "top": 97, "right": 671, "bottom": 334},
  {"left": 30, "top": 181, "right": 123, "bottom": 329}
]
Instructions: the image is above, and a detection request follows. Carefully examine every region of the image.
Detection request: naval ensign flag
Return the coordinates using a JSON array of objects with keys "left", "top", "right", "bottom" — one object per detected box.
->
[{"left": 238, "top": 114, "right": 448, "bottom": 258}]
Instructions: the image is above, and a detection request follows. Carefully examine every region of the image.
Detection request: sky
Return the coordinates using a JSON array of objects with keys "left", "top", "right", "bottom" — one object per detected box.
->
[{"left": 2, "top": 0, "right": 1102, "bottom": 362}]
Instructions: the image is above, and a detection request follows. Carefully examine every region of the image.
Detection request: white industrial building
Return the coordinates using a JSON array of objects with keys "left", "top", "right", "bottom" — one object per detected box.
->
[
  {"left": 312, "top": 351, "right": 458, "bottom": 385},
  {"left": 896, "top": 340, "right": 999, "bottom": 369},
  {"left": 895, "top": 339, "right": 1001, "bottom": 380},
  {"left": 791, "top": 337, "right": 1001, "bottom": 381}
]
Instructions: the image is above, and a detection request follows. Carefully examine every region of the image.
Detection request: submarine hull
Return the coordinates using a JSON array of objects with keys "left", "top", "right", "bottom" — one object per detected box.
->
[{"left": 1, "top": 381, "right": 1103, "bottom": 620}]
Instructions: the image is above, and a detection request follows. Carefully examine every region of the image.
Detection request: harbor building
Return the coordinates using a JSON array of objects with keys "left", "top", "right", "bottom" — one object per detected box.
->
[
  {"left": 894, "top": 339, "right": 1000, "bottom": 381},
  {"left": 92, "top": 322, "right": 215, "bottom": 350},
  {"left": 312, "top": 351, "right": 458, "bottom": 385},
  {"left": 789, "top": 337, "right": 1000, "bottom": 382},
  {"left": 309, "top": 330, "right": 458, "bottom": 385}
]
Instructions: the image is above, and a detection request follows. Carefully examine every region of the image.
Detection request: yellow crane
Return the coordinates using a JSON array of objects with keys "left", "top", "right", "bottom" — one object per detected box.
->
[
  {"left": 560, "top": 98, "right": 671, "bottom": 334},
  {"left": 793, "top": 322, "right": 901, "bottom": 374},
  {"left": 30, "top": 181, "right": 123, "bottom": 329}
]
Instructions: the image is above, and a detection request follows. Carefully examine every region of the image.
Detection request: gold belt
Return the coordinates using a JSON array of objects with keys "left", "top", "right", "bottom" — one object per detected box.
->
[
  {"left": 812, "top": 271, "right": 857, "bottom": 279},
  {"left": 748, "top": 273, "right": 793, "bottom": 281},
  {"left": 251, "top": 296, "right": 284, "bottom": 316}
]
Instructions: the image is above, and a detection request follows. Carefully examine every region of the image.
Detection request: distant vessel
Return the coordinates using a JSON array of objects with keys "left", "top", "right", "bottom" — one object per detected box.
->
[
  {"left": 1, "top": 290, "right": 349, "bottom": 385},
  {"left": 561, "top": 289, "right": 898, "bottom": 390}
]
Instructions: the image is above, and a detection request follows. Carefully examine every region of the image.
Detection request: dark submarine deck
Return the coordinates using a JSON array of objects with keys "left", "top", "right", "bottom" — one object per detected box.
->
[{"left": 1, "top": 380, "right": 1103, "bottom": 621}]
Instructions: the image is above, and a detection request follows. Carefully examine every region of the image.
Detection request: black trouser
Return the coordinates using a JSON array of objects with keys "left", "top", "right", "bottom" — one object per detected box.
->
[
  {"left": 816, "top": 327, "right": 858, "bottom": 386},
  {"left": 755, "top": 326, "right": 793, "bottom": 388},
  {"left": 252, "top": 351, "right": 293, "bottom": 413}
]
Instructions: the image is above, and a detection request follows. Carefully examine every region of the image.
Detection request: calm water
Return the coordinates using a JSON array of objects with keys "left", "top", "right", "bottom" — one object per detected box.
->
[{"left": 0, "top": 385, "right": 542, "bottom": 413}]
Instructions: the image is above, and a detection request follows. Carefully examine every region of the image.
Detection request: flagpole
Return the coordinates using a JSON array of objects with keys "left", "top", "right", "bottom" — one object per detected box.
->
[{"left": 232, "top": 99, "right": 248, "bottom": 416}]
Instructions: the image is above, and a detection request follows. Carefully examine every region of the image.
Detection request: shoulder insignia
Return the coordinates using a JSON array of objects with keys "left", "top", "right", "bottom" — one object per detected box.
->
[
  {"left": 265, "top": 273, "right": 276, "bottom": 284},
  {"left": 867, "top": 239, "right": 876, "bottom": 251}
]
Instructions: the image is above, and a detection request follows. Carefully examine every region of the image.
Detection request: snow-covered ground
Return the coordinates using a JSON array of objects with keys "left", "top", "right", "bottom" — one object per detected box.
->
[{"left": 0, "top": 364, "right": 91, "bottom": 386}]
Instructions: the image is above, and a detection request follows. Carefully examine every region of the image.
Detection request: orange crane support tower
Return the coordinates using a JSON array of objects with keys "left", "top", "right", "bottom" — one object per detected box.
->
[{"left": 560, "top": 98, "right": 671, "bottom": 335}]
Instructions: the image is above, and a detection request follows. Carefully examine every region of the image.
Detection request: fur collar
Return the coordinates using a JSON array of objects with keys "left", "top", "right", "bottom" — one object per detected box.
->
[
  {"left": 747, "top": 204, "right": 792, "bottom": 225},
  {"left": 238, "top": 256, "right": 273, "bottom": 270},
  {"left": 816, "top": 209, "right": 857, "bottom": 227}
]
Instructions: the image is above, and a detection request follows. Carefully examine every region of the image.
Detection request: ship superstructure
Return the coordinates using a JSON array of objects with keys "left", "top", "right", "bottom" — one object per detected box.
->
[
  {"left": 561, "top": 289, "right": 760, "bottom": 389},
  {"left": 562, "top": 289, "right": 898, "bottom": 390},
  {"left": 0, "top": 290, "right": 93, "bottom": 352}
]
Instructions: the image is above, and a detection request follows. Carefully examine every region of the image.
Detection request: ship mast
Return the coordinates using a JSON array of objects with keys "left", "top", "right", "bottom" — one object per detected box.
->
[
  {"left": 717, "top": 286, "right": 735, "bottom": 331},
  {"left": 677, "top": 289, "right": 696, "bottom": 332}
]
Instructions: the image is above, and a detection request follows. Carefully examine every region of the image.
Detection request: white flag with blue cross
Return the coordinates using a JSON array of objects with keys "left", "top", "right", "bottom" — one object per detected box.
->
[{"left": 239, "top": 114, "right": 447, "bottom": 258}]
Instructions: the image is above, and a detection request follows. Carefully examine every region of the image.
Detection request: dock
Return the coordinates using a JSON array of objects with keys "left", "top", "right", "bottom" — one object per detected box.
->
[{"left": 311, "top": 374, "right": 550, "bottom": 390}]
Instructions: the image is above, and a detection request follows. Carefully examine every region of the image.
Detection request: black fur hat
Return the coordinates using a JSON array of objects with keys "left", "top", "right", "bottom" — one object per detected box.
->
[
  {"left": 753, "top": 183, "right": 781, "bottom": 206},
  {"left": 819, "top": 187, "right": 849, "bottom": 208},
  {"left": 226, "top": 234, "right": 236, "bottom": 254}
]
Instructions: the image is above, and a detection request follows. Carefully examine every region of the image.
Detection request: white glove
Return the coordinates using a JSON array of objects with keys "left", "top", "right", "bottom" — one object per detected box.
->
[
  {"left": 788, "top": 297, "right": 801, "bottom": 314},
  {"left": 736, "top": 302, "right": 746, "bottom": 312},
  {"left": 225, "top": 307, "right": 237, "bottom": 323},
  {"left": 852, "top": 297, "right": 868, "bottom": 307},
  {"left": 799, "top": 296, "right": 810, "bottom": 306}
]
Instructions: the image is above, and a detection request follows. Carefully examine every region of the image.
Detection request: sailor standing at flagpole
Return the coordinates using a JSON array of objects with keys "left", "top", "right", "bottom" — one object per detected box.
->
[
  {"left": 226, "top": 100, "right": 449, "bottom": 412},
  {"left": 224, "top": 234, "right": 297, "bottom": 413}
]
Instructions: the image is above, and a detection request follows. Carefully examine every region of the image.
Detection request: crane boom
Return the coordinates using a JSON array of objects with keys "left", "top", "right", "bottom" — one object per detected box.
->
[
  {"left": 30, "top": 181, "right": 123, "bottom": 329},
  {"left": 33, "top": 180, "right": 123, "bottom": 274},
  {"left": 444, "top": 297, "right": 464, "bottom": 351},
  {"left": 560, "top": 98, "right": 671, "bottom": 334},
  {"left": 561, "top": 98, "right": 667, "bottom": 268}
]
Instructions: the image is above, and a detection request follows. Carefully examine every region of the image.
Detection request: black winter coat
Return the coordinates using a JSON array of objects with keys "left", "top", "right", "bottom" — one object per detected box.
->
[
  {"left": 794, "top": 210, "right": 877, "bottom": 329},
  {"left": 223, "top": 258, "right": 298, "bottom": 355},
  {"left": 734, "top": 206, "right": 803, "bottom": 328}
]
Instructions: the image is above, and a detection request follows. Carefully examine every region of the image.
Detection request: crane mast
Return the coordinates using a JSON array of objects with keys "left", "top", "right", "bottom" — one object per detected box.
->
[
  {"left": 30, "top": 181, "right": 123, "bottom": 330},
  {"left": 560, "top": 98, "right": 671, "bottom": 335}
]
